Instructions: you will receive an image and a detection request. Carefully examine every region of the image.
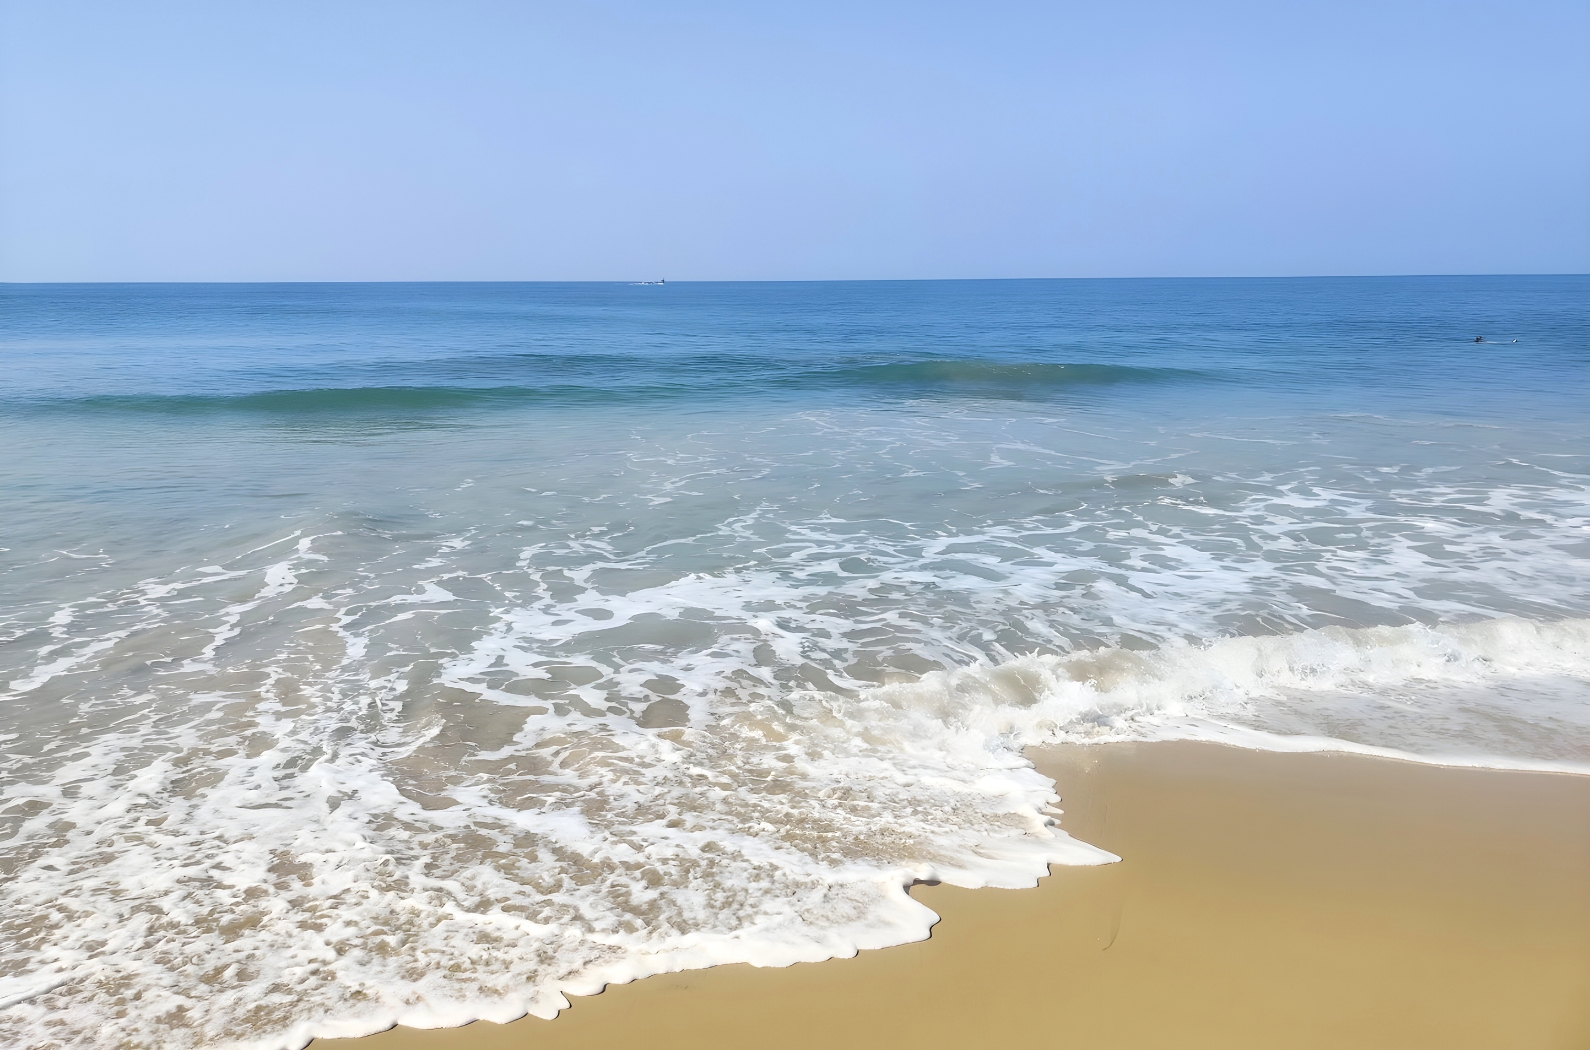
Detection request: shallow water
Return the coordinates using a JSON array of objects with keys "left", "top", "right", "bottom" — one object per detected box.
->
[{"left": 2, "top": 278, "right": 1588, "bottom": 1048}]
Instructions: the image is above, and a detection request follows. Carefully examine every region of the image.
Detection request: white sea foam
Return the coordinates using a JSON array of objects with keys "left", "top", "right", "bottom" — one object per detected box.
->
[
  {"left": 1, "top": 595, "right": 1586, "bottom": 1048},
  {"left": 895, "top": 615, "right": 1590, "bottom": 773},
  {"left": 2, "top": 417, "right": 1588, "bottom": 1049}
]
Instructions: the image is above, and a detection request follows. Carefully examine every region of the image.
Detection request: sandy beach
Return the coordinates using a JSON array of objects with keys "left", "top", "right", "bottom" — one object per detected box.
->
[{"left": 317, "top": 741, "right": 1590, "bottom": 1050}]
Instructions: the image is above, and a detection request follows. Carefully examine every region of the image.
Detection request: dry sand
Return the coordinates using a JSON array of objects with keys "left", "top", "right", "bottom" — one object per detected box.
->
[{"left": 318, "top": 741, "right": 1590, "bottom": 1050}]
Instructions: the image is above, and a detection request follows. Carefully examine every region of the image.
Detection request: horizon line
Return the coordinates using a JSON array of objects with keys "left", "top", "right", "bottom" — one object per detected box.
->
[{"left": 3, "top": 272, "right": 1587, "bottom": 287}]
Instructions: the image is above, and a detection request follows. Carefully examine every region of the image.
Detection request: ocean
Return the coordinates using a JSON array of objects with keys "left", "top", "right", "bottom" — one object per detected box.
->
[{"left": 2, "top": 277, "right": 1587, "bottom": 1049}]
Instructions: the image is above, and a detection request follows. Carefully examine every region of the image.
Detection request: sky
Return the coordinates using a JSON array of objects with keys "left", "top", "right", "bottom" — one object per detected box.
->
[{"left": 1, "top": 0, "right": 1586, "bottom": 282}]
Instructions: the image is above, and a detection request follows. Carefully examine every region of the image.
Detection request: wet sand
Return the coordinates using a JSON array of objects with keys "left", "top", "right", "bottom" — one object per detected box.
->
[{"left": 318, "top": 741, "right": 1590, "bottom": 1050}]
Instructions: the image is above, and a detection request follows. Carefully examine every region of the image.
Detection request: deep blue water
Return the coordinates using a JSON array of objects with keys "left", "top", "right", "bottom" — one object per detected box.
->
[{"left": 4, "top": 277, "right": 1585, "bottom": 411}]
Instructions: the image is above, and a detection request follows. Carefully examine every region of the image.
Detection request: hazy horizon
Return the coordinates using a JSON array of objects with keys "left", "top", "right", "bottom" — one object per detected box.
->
[{"left": 5, "top": 273, "right": 1588, "bottom": 288}]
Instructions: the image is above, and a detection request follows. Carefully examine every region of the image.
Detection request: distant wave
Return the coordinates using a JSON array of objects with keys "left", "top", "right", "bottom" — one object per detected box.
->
[
  {"left": 824, "top": 360, "right": 1200, "bottom": 397},
  {"left": 25, "top": 385, "right": 598, "bottom": 415},
  {"left": 4, "top": 361, "right": 1207, "bottom": 415}
]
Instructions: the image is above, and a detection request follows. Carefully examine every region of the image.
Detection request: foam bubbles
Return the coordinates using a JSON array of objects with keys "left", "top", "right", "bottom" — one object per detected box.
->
[{"left": 2, "top": 413, "right": 1588, "bottom": 1049}]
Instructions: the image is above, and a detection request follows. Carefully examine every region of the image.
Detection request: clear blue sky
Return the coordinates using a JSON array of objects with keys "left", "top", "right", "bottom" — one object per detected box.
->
[{"left": 2, "top": 0, "right": 1586, "bottom": 281}]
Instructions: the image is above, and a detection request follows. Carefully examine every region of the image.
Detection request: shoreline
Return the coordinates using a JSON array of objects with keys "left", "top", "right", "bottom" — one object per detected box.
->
[{"left": 317, "top": 741, "right": 1590, "bottom": 1050}]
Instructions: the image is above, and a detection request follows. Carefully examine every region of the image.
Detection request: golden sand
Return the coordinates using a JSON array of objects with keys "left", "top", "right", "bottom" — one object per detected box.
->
[{"left": 317, "top": 742, "right": 1590, "bottom": 1050}]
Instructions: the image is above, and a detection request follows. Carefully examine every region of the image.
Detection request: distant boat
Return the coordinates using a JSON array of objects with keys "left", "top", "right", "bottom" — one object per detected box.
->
[{"left": 635, "top": 278, "right": 666, "bottom": 286}]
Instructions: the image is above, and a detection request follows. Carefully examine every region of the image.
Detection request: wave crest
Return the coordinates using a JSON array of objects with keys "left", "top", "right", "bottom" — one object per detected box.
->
[
  {"left": 881, "top": 616, "right": 1590, "bottom": 771},
  {"left": 6, "top": 360, "right": 1203, "bottom": 415}
]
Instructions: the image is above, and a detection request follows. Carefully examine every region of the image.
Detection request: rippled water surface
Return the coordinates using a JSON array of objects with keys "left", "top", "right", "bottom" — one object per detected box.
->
[{"left": 2, "top": 278, "right": 1588, "bottom": 1048}]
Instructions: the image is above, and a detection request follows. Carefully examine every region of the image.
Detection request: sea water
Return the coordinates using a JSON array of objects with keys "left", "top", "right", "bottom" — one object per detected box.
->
[{"left": 1, "top": 277, "right": 1587, "bottom": 1048}]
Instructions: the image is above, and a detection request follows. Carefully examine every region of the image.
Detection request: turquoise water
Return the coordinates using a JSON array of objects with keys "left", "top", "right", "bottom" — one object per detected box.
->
[{"left": 2, "top": 277, "right": 1588, "bottom": 1048}]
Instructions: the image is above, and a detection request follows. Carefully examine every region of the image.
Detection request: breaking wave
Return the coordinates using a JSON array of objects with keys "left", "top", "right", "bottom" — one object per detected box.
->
[
  {"left": 2, "top": 597, "right": 1585, "bottom": 1049},
  {"left": 2, "top": 361, "right": 1202, "bottom": 416}
]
